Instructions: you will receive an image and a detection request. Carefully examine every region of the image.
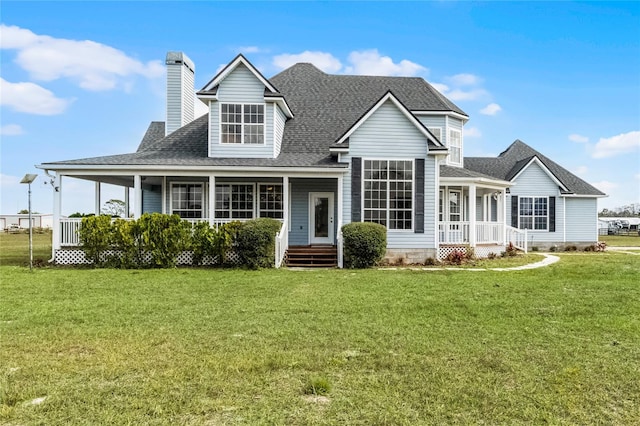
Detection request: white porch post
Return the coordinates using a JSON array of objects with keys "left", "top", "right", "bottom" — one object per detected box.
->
[
  {"left": 503, "top": 190, "right": 509, "bottom": 245},
  {"left": 52, "top": 174, "right": 62, "bottom": 255},
  {"left": 94, "top": 181, "right": 101, "bottom": 215},
  {"left": 283, "top": 176, "right": 289, "bottom": 227},
  {"left": 133, "top": 175, "right": 142, "bottom": 218},
  {"left": 209, "top": 175, "right": 216, "bottom": 226},
  {"left": 469, "top": 184, "right": 476, "bottom": 247},
  {"left": 124, "top": 187, "right": 130, "bottom": 218}
]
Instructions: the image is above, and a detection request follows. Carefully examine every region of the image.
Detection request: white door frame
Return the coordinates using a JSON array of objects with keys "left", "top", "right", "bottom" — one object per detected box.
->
[{"left": 309, "top": 192, "right": 334, "bottom": 245}]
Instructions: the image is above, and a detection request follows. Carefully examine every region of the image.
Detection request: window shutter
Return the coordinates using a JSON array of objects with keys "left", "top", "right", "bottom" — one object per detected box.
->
[
  {"left": 351, "top": 157, "right": 362, "bottom": 222},
  {"left": 549, "top": 196, "right": 556, "bottom": 232},
  {"left": 511, "top": 195, "right": 518, "bottom": 228},
  {"left": 415, "top": 158, "right": 424, "bottom": 233}
]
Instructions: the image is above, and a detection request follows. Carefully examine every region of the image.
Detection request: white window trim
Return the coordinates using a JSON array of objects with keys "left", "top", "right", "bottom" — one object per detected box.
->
[
  {"left": 257, "top": 182, "right": 284, "bottom": 219},
  {"left": 518, "top": 195, "right": 549, "bottom": 231},
  {"left": 215, "top": 182, "right": 256, "bottom": 219},
  {"left": 448, "top": 129, "right": 462, "bottom": 166},
  {"left": 170, "top": 182, "right": 205, "bottom": 218},
  {"left": 361, "top": 158, "right": 415, "bottom": 232},
  {"left": 219, "top": 103, "right": 266, "bottom": 145},
  {"left": 448, "top": 189, "right": 462, "bottom": 222}
]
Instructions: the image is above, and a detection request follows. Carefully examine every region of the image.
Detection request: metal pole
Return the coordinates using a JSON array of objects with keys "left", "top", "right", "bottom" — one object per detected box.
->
[{"left": 28, "top": 182, "right": 33, "bottom": 271}]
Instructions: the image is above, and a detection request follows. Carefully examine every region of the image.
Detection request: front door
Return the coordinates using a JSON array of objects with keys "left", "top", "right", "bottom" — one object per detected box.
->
[{"left": 309, "top": 192, "right": 334, "bottom": 245}]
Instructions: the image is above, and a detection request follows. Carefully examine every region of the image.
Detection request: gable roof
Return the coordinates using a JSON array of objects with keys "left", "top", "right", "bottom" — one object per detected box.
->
[
  {"left": 198, "top": 54, "right": 279, "bottom": 95},
  {"left": 269, "top": 63, "right": 466, "bottom": 156},
  {"left": 465, "top": 140, "right": 606, "bottom": 196}
]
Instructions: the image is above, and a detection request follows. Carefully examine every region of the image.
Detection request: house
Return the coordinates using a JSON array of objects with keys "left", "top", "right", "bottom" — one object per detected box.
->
[
  {"left": 37, "top": 52, "right": 606, "bottom": 266},
  {"left": 1, "top": 213, "right": 54, "bottom": 230}
]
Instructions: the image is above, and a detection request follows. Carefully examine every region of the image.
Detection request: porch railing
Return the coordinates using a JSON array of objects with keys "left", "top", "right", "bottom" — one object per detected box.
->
[
  {"left": 475, "top": 221, "right": 503, "bottom": 244},
  {"left": 275, "top": 219, "right": 288, "bottom": 268},
  {"left": 506, "top": 226, "right": 528, "bottom": 253},
  {"left": 336, "top": 219, "right": 344, "bottom": 268},
  {"left": 439, "top": 221, "right": 470, "bottom": 244}
]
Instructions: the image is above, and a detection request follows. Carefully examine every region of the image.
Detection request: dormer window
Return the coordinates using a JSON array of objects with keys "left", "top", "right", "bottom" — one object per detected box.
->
[{"left": 221, "top": 103, "right": 264, "bottom": 144}]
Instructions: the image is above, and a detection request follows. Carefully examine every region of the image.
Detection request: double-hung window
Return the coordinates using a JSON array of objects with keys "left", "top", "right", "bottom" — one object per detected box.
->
[
  {"left": 519, "top": 196, "right": 548, "bottom": 230},
  {"left": 363, "top": 160, "right": 413, "bottom": 230},
  {"left": 258, "top": 184, "right": 284, "bottom": 219},
  {"left": 449, "top": 129, "right": 461, "bottom": 165},
  {"left": 171, "top": 183, "right": 203, "bottom": 218},
  {"left": 221, "top": 103, "right": 264, "bottom": 144},
  {"left": 215, "top": 184, "right": 254, "bottom": 219}
]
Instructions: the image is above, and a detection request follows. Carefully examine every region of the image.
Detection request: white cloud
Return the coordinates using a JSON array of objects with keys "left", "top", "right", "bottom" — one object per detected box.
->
[
  {"left": 572, "top": 166, "right": 588, "bottom": 176},
  {"left": 273, "top": 51, "right": 342, "bottom": 73},
  {"left": 446, "top": 73, "right": 482, "bottom": 86},
  {"left": 430, "top": 83, "right": 449, "bottom": 94},
  {"left": 0, "top": 78, "right": 72, "bottom": 115},
  {"left": 0, "top": 173, "right": 20, "bottom": 188},
  {"left": 446, "top": 88, "right": 489, "bottom": 102},
  {"left": 465, "top": 127, "right": 482, "bottom": 138},
  {"left": 569, "top": 133, "right": 589, "bottom": 143},
  {"left": 0, "top": 124, "right": 24, "bottom": 136},
  {"left": 238, "top": 46, "right": 262, "bottom": 54},
  {"left": 272, "top": 49, "right": 427, "bottom": 77},
  {"left": 592, "top": 180, "right": 618, "bottom": 194},
  {"left": 480, "top": 103, "right": 502, "bottom": 115},
  {"left": 592, "top": 130, "right": 640, "bottom": 159},
  {"left": 1, "top": 24, "right": 164, "bottom": 91},
  {"left": 344, "top": 49, "right": 427, "bottom": 77}
]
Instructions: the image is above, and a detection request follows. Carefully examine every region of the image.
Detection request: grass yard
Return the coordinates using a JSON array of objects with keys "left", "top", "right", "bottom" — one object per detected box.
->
[
  {"left": 0, "top": 231, "right": 52, "bottom": 266},
  {"left": 1, "top": 252, "right": 639, "bottom": 424},
  {"left": 600, "top": 234, "right": 640, "bottom": 247}
]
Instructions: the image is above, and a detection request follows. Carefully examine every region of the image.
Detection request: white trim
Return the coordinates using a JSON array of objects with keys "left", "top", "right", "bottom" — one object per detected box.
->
[
  {"left": 510, "top": 156, "right": 569, "bottom": 192},
  {"left": 560, "top": 193, "right": 607, "bottom": 198},
  {"left": 37, "top": 165, "right": 348, "bottom": 176},
  {"left": 517, "top": 195, "right": 550, "bottom": 232},
  {"left": 439, "top": 177, "right": 511, "bottom": 188},
  {"left": 309, "top": 192, "right": 334, "bottom": 245},
  {"left": 196, "top": 94, "right": 218, "bottom": 101},
  {"left": 209, "top": 175, "right": 216, "bottom": 226},
  {"left": 427, "top": 126, "right": 443, "bottom": 142},
  {"left": 202, "top": 55, "right": 278, "bottom": 94},
  {"left": 256, "top": 182, "right": 285, "bottom": 219},
  {"left": 264, "top": 96, "right": 294, "bottom": 118},
  {"left": 412, "top": 110, "right": 469, "bottom": 122},
  {"left": 134, "top": 175, "right": 142, "bottom": 218},
  {"left": 362, "top": 158, "right": 415, "bottom": 232},
  {"left": 448, "top": 128, "right": 462, "bottom": 166},
  {"left": 214, "top": 182, "right": 256, "bottom": 219},
  {"left": 169, "top": 181, "right": 206, "bottom": 219},
  {"left": 335, "top": 92, "right": 442, "bottom": 147},
  {"left": 219, "top": 103, "right": 266, "bottom": 145}
]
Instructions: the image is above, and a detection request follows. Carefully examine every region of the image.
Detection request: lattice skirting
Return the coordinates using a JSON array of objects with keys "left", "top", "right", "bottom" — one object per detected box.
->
[
  {"left": 438, "top": 244, "right": 505, "bottom": 260},
  {"left": 54, "top": 249, "right": 241, "bottom": 266}
]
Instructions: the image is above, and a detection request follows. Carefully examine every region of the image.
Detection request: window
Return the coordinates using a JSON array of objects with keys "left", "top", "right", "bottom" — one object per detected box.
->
[
  {"left": 363, "top": 160, "right": 413, "bottom": 230},
  {"left": 215, "top": 184, "right": 254, "bottom": 219},
  {"left": 428, "top": 127, "right": 442, "bottom": 142},
  {"left": 438, "top": 190, "right": 444, "bottom": 222},
  {"left": 449, "top": 129, "right": 461, "bottom": 164},
  {"left": 221, "top": 103, "right": 264, "bottom": 144},
  {"left": 519, "top": 196, "right": 548, "bottom": 230},
  {"left": 171, "top": 183, "right": 203, "bottom": 218},
  {"left": 259, "top": 184, "right": 283, "bottom": 219},
  {"left": 449, "top": 190, "right": 461, "bottom": 222}
]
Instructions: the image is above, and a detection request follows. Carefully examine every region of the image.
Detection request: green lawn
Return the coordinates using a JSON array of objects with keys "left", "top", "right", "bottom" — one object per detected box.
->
[
  {"left": 1, "top": 252, "right": 639, "bottom": 424},
  {"left": 600, "top": 234, "right": 640, "bottom": 247},
  {"left": 0, "top": 231, "right": 52, "bottom": 266}
]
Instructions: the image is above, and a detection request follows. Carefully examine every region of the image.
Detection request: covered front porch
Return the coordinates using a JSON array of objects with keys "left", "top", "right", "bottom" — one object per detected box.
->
[{"left": 47, "top": 169, "right": 345, "bottom": 267}]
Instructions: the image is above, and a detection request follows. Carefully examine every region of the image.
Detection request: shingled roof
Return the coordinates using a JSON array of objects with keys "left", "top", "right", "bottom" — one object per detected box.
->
[
  {"left": 41, "top": 60, "right": 466, "bottom": 168},
  {"left": 270, "top": 63, "right": 466, "bottom": 156},
  {"left": 464, "top": 140, "right": 605, "bottom": 196}
]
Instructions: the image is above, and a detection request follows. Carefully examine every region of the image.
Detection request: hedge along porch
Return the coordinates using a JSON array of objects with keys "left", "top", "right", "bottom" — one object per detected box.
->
[{"left": 48, "top": 168, "right": 345, "bottom": 267}]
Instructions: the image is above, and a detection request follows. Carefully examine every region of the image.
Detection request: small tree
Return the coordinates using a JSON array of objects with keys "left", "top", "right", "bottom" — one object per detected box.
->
[{"left": 101, "top": 199, "right": 126, "bottom": 217}]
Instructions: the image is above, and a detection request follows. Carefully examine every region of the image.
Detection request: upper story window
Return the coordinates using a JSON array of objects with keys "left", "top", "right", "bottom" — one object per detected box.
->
[
  {"left": 171, "top": 183, "right": 203, "bottom": 218},
  {"left": 221, "top": 103, "right": 264, "bottom": 144},
  {"left": 519, "top": 196, "right": 548, "bottom": 230},
  {"left": 363, "top": 159, "right": 413, "bottom": 230},
  {"left": 449, "top": 129, "right": 461, "bottom": 164},
  {"left": 428, "top": 127, "right": 442, "bottom": 142}
]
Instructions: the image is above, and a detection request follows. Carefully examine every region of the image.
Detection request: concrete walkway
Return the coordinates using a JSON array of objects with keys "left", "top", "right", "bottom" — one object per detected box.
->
[
  {"left": 380, "top": 253, "right": 560, "bottom": 272},
  {"left": 606, "top": 246, "right": 640, "bottom": 255}
]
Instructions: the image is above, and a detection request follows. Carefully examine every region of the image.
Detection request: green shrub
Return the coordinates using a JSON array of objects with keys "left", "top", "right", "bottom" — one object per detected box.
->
[
  {"left": 302, "top": 376, "right": 332, "bottom": 396},
  {"left": 78, "top": 215, "right": 112, "bottom": 266},
  {"left": 137, "top": 213, "right": 191, "bottom": 268},
  {"left": 235, "top": 218, "right": 283, "bottom": 269},
  {"left": 108, "top": 219, "right": 143, "bottom": 268},
  {"left": 342, "top": 222, "right": 387, "bottom": 268},
  {"left": 190, "top": 221, "right": 216, "bottom": 266}
]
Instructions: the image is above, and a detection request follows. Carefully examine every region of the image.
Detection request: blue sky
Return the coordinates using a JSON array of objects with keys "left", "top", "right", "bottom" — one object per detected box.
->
[{"left": 1, "top": 1, "right": 639, "bottom": 215}]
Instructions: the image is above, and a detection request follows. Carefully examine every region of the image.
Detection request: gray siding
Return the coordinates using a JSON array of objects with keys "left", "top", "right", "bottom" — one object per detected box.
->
[
  {"left": 209, "top": 63, "right": 274, "bottom": 158},
  {"left": 289, "top": 179, "right": 337, "bottom": 246},
  {"left": 418, "top": 116, "right": 446, "bottom": 145},
  {"left": 166, "top": 64, "right": 194, "bottom": 135},
  {"left": 341, "top": 100, "right": 435, "bottom": 249},
  {"left": 565, "top": 198, "right": 598, "bottom": 242},
  {"left": 507, "top": 162, "right": 565, "bottom": 243}
]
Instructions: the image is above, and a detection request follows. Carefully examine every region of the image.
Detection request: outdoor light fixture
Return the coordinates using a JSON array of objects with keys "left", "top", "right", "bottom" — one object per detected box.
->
[{"left": 20, "top": 173, "right": 38, "bottom": 271}]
